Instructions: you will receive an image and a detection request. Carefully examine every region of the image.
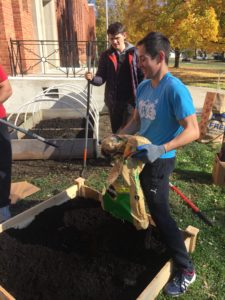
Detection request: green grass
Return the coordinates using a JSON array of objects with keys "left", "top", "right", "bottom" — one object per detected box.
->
[
  {"left": 169, "top": 59, "right": 225, "bottom": 90},
  {"left": 169, "top": 58, "right": 225, "bottom": 70}
]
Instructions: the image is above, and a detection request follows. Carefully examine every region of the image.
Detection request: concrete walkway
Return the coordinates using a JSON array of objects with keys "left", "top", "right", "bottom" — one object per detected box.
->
[{"left": 187, "top": 86, "right": 225, "bottom": 114}]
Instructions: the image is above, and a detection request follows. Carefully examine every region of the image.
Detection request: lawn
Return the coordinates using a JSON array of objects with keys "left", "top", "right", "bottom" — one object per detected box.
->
[{"left": 169, "top": 59, "right": 225, "bottom": 90}]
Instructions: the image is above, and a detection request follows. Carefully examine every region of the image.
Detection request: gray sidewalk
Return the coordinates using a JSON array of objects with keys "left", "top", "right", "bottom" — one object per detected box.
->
[{"left": 187, "top": 86, "right": 225, "bottom": 114}]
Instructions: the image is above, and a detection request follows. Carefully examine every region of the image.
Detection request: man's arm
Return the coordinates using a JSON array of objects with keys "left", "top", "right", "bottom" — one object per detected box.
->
[
  {"left": 0, "top": 79, "right": 12, "bottom": 104},
  {"left": 85, "top": 52, "right": 107, "bottom": 86},
  {"left": 118, "top": 108, "right": 141, "bottom": 135},
  {"left": 164, "top": 114, "right": 200, "bottom": 152}
]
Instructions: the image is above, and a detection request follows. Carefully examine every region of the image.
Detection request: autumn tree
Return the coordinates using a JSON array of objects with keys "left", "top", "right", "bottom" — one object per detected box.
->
[
  {"left": 124, "top": 0, "right": 220, "bottom": 67},
  {"left": 108, "top": 0, "right": 129, "bottom": 24},
  {"left": 124, "top": 0, "right": 161, "bottom": 43},
  {"left": 158, "top": 1, "right": 219, "bottom": 67}
]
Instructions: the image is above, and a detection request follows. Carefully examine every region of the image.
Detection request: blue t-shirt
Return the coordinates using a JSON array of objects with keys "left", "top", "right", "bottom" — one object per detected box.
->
[{"left": 136, "top": 72, "right": 195, "bottom": 158}]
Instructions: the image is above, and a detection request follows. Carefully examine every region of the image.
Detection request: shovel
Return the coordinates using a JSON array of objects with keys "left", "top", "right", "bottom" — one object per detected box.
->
[{"left": 0, "top": 118, "right": 58, "bottom": 148}]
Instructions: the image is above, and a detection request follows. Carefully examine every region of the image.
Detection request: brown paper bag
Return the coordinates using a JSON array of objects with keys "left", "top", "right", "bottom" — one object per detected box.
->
[
  {"left": 199, "top": 92, "right": 225, "bottom": 143},
  {"left": 101, "top": 135, "right": 151, "bottom": 230},
  {"left": 10, "top": 181, "right": 40, "bottom": 204}
]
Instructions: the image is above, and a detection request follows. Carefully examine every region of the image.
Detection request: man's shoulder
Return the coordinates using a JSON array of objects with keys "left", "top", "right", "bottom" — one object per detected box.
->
[
  {"left": 137, "top": 79, "right": 150, "bottom": 93},
  {"left": 164, "top": 73, "right": 191, "bottom": 99},
  {"left": 125, "top": 43, "right": 135, "bottom": 51},
  {"left": 166, "top": 73, "right": 184, "bottom": 87},
  {"left": 100, "top": 47, "right": 115, "bottom": 57}
]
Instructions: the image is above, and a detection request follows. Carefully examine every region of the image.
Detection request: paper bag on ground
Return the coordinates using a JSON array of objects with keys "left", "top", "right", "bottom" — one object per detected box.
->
[
  {"left": 101, "top": 135, "right": 150, "bottom": 230},
  {"left": 199, "top": 92, "right": 225, "bottom": 143},
  {"left": 10, "top": 181, "right": 40, "bottom": 204}
]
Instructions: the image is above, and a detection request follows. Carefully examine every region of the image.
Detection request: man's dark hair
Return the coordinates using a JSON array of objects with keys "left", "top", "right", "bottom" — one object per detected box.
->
[
  {"left": 137, "top": 32, "right": 171, "bottom": 64},
  {"left": 107, "top": 22, "right": 126, "bottom": 35}
]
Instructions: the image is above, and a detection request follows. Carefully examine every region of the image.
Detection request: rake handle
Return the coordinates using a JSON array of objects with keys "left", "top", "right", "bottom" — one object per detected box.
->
[
  {"left": 169, "top": 183, "right": 213, "bottom": 226},
  {"left": 0, "top": 118, "right": 58, "bottom": 148}
]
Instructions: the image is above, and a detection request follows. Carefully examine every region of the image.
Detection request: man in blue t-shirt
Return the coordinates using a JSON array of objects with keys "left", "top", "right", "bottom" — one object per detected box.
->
[{"left": 119, "top": 32, "right": 200, "bottom": 297}]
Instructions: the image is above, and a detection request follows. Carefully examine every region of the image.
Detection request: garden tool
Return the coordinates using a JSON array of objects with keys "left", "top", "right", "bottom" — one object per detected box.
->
[
  {"left": 81, "top": 41, "right": 92, "bottom": 177},
  {"left": 0, "top": 118, "right": 58, "bottom": 148},
  {"left": 169, "top": 182, "right": 213, "bottom": 226}
]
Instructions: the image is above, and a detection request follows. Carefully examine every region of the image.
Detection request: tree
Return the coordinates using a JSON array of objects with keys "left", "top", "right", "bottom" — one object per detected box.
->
[
  {"left": 124, "top": 0, "right": 161, "bottom": 43},
  {"left": 124, "top": 0, "right": 220, "bottom": 67},
  {"left": 108, "top": 0, "right": 129, "bottom": 24},
  {"left": 158, "top": 2, "right": 219, "bottom": 67}
]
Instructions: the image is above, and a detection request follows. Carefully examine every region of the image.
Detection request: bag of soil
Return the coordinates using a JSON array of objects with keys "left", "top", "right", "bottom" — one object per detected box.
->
[
  {"left": 101, "top": 134, "right": 150, "bottom": 230},
  {"left": 199, "top": 92, "right": 225, "bottom": 143}
]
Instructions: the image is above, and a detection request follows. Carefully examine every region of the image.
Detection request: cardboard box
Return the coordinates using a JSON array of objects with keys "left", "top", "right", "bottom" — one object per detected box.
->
[{"left": 212, "top": 154, "right": 225, "bottom": 186}]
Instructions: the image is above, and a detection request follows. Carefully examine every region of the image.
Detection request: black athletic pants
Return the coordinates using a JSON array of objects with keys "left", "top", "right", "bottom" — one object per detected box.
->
[
  {"left": 0, "top": 119, "right": 12, "bottom": 208},
  {"left": 140, "top": 158, "right": 194, "bottom": 272}
]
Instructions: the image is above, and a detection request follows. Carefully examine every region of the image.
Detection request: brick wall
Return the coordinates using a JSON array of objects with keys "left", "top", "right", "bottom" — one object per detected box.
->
[
  {"left": 0, "top": 1, "right": 16, "bottom": 74},
  {"left": 56, "top": 0, "right": 96, "bottom": 67},
  {"left": 1, "top": 0, "right": 96, "bottom": 75},
  {"left": 0, "top": 0, "right": 36, "bottom": 74}
]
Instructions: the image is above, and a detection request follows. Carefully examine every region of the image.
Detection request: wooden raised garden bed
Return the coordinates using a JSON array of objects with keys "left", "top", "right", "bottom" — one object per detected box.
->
[
  {"left": 10, "top": 109, "right": 98, "bottom": 160},
  {"left": 0, "top": 178, "right": 199, "bottom": 300}
]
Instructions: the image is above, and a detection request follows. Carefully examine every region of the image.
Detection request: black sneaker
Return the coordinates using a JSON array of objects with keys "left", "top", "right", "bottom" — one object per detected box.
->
[{"left": 164, "top": 269, "right": 196, "bottom": 297}]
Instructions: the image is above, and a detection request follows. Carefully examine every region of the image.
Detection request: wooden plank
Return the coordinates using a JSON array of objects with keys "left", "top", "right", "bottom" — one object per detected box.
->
[
  {"left": 0, "top": 286, "right": 16, "bottom": 300},
  {"left": 137, "top": 260, "right": 172, "bottom": 300},
  {"left": 0, "top": 184, "right": 78, "bottom": 233},
  {"left": 81, "top": 185, "right": 103, "bottom": 202},
  {"left": 137, "top": 227, "right": 199, "bottom": 300},
  {"left": 11, "top": 138, "right": 96, "bottom": 160},
  {"left": 185, "top": 225, "right": 200, "bottom": 253}
]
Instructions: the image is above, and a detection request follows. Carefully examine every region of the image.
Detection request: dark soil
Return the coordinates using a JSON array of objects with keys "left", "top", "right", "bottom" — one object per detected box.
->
[
  {"left": 0, "top": 197, "right": 169, "bottom": 300},
  {"left": 22, "top": 117, "right": 93, "bottom": 139}
]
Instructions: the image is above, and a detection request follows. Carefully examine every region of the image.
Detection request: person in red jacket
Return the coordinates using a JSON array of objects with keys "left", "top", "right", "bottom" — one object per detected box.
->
[
  {"left": 85, "top": 22, "right": 144, "bottom": 133},
  {"left": 0, "top": 65, "right": 12, "bottom": 222}
]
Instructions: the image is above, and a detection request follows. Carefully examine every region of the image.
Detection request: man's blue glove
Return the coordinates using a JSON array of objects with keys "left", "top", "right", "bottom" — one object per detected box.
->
[{"left": 132, "top": 144, "right": 166, "bottom": 163}]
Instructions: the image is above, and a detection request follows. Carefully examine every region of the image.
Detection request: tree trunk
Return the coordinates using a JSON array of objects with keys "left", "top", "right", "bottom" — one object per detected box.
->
[{"left": 174, "top": 48, "right": 180, "bottom": 68}]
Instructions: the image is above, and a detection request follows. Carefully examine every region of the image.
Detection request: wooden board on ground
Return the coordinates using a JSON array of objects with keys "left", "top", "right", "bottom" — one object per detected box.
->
[{"left": 0, "top": 178, "right": 199, "bottom": 300}]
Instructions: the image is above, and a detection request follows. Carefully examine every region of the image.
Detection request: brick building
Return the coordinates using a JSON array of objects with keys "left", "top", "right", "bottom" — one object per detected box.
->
[{"left": 0, "top": 0, "right": 96, "bottom": 75}]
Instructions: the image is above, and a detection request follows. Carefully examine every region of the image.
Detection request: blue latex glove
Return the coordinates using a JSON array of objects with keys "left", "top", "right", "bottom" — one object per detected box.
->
[{"left": 132, "top": 144, "right": 166, "bottom": 163}]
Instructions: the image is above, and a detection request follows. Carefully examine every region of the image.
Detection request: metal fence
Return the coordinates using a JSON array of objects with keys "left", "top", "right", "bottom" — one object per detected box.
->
[{"left": 9, "top": 39, "right": 108, "bottom": 77}]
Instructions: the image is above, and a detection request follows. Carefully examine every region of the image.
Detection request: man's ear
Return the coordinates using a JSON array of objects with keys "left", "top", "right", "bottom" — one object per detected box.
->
[
  {"left": 123, "top": 32, "right": 127, "bottom": 40},
  {"left": 158, "top": 51, "right": 165, "bottom": 63}
]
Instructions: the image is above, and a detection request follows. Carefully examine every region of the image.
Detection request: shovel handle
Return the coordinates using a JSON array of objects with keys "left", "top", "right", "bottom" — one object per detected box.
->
[{"left": 0, "top": 118, "right": 58, "bottom": 148}]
